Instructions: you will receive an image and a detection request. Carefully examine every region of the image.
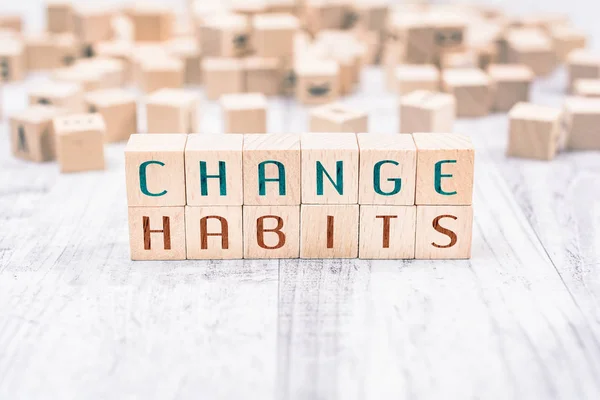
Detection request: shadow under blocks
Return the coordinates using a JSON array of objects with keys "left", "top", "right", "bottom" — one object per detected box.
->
[{"left": 124, "top": 132, "right": 474, "bottom": 260}]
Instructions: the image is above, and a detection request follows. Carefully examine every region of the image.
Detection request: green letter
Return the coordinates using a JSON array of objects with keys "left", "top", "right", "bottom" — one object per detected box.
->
[
  {"left": 434, "top": 160, "right": 457, "bottom": 196},
  {"left": 258, "top": 161, "right": 286, "bottom": 196},
  {"left": 373, "top": 160, "right": 401, "bottom": 196},
  {"left": 316, "top": 161, "right": 343, "bottom": 195},
  {"left": 200, "top": 161, "right": 227, "bottom": 196},
  {"left": 139, "top": 160, "right": 167, "bottom": 197}
]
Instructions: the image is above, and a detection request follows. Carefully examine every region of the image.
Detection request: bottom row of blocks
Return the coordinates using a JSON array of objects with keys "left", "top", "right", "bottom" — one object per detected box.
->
[{"left": 129, "top": 205, "right": 473, "bottom": 260}]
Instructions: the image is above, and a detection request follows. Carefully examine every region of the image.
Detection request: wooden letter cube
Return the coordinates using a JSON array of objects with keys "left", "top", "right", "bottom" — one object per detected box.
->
[
  {"left": 47, "top": 0, "right": 74, "bottom": 33},
  {"left": 202, "top": 58, "right": 245, "bottom": 100},
  {"left": 128, "top": 206, "right": 186, "bottom": 260},
  {"left": 507, "top": 102, "right": 562, "bottom": 160},
  {"left": 295, "top": 60, "right": 340, "bottom": 105},
  {"left": 359, "top": 205, "right": 416, "bottom": 259},
  {"left": 563, "top": 97, "right": 600, "bottom": 151},
  {"left": 309, "top": 103, "right": 368, "bottom": 133},
  {"left": 186, "top": 206, "right": 243, "bottom": 259},
  {"left": 0, "top": 38, "right": 25, "bottom": 82},
  {"left": 253, "top": 13, "right": 299, "bottom": 58},
  {"left": 567, "top": 50, "right": 600, "bottom": 92},
  {"left": 185, "top": 134, "right": 244, "bottom": 206},
  {"left": 140, "top": 57, "right": 184, "bottom": 93},
  {"left": 29, "top": 81, "right": 84, "bottom": 112},
  {"left": 10, "top": 105, "right": 65, "bottom": 162},
  {"left": 487, "top": 64, "right": 534, "bottom": 112},
  {"left": 442, "top": 68, "right": 491, "bottom": 118},
  {"left": 243, "top": 205, "right": 300, "bottom": 259},
  {"left": 243, "top": 133, "right": 301, "bottom": 205},
  {"left": 85, "top": 88, "right": 138, "bottom": 142},
  {"left": 125, "top": 133, "right": 187, "bottom": 206},
  {"left": 221, "top": 93, "right": 267, "bottom": 134},
  {"left": 146, "top": 88, "right": 199, "bottom": 134},
  {"left": 201, "top": 14, "right": 251, "bottom": 58},
  {"left": 357, "top": 133, "right": 417, "bottom": 205},
  {"left": 301, "top": 132, "right": 359, "bottom": 204},
  {"left": 53, "top": 113, "right": 106, "bottom": 172},
  {"left": 505, "top": 28, "right": 555, "bottom": 76},
  {"left": 414, "top": 133, "right": 474, "bottom": 205},
  {"left": 415, "top": 205, "right": 473, "bottom": 259},
  {"left": 394, "top": 64, "right": 440, "bottom": 95},
  {"left": 300, "top": 204, "right": 359, "bottom": 258},
  {"left": 399, "top": 90, "right": 455, "bottom": 134}
]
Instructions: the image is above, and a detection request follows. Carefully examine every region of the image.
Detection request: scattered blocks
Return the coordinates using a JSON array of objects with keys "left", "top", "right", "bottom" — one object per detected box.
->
[
  {"left": 399, "top": 90, "right": 455, "bottom": 134},
  {"left": 442, "top": 68, "right": 491, "bottom": 117},
  {"left": 202, "top": 58, "right": 245, "bottom": 100},
  {"left": 85, "top": 88, "right": 138, "bottom": 142},
  {"left": 550, "top": 25, "right": 587, "bottom": 62},
  {"left": 10, "top": 105, "right": 65, "bottom": 162},
  {"left": 309, "top": 102, "right": 368, "bottom": 133},
  {"left": 25, "top": 34, "right": 57, "bottom": 71},
  {"left": 295, "top": 59, "right": 340, "bottom": 105},
  {"left": 243, "top": 56, "right": 281, "bottom": 96},
  {"left": 200, "top": 13, "right": 251, "bottom": 58},
  {"left": 487, "top": 64, "right": 534, "bottom": 112},
  {"left": 145, "top": 88, "right": 199, "bottom": 134},
  {"left": 139, "top": 56, "right": 184, "bottom": 93},
  {"left": 72, "top": 4, "right": 114, "bottom": 47},
  {"left": 53, "top": 113, "right": 106, "bottom": 172},
  {"left": 563, "top": 97, "right": 600, "bottom": 150},
  {"left": 253, "top": 13, "right": 299, "bottom": 58},
  {"left": 505, "top": 28, "right": 556, "bottom": 76},
  {"left": 166, "top": 37, "right": 202, "bottom": 85},
  {"left": 46, "top": 0, "right": 74, "bottom": 34},
  {"left": 29, "top": 81, "right": 84, "bottom": 113},
  {"left": 567, "top": 50, "right": 600, "bottom": 92},
  {"left": 507, "top": 102, "right": 562, "bottom": 160},
  {"left": 415, "top": 205, "right": 473, "bottom": 259},
  {"left": 394, "top": 64, "right": 440, "bottom": 94},
  {"left": 221, "top": 93, "right": 267, "bottom": 134},
  {"left": 128, "top": 1, "right": 173, "bottom": 42}
]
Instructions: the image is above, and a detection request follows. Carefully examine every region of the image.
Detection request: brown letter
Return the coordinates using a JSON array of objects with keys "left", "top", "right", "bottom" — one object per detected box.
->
[
  {"left": 200, "top": 216, "right": 229, "bottom": 249},
  {"left": 376, "top": 215, "right": 397, "bottom": 248},
  {"left": 326, "top": 215, "right": 334, "bottom": 248},
  {"left": 143, "top": 216, "right": 171, "bottom": 250},
  {"left": 432, "top": 215, "right": 458, "bottom": 248},
  {"left": 256, "top": 215, "right": 286, "bottom": 250}
]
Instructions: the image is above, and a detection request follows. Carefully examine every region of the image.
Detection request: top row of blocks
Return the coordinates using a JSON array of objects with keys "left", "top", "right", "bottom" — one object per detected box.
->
[{"left": 125, "top": 132, "right": 474, "bottom": 207}]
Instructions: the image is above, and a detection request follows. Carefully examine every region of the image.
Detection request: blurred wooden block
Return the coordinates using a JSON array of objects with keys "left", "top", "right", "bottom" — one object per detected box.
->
[
  {"left": 295, "top": 60, "right": 340, "bottom": 105},
  {"left": 359, "top": 205, "right": 416, "bottom": 259},
  {"left": 52, "top": 33, "right": 79, "bottom": 67},
  {"left": 430, "top": 15, "right": 467, "bottom": 61},
  {"left": 387, "top": 14, "right": 434, "bottom": 65},
  {"left": 140, "top": 57, "right": 184, "bottom": 93},
  {"left": 128, "top": 206, "right": 186, "bottom": 260},
  {"left": 394, "top": 64, "right": 439, "bottom": 95},
  {"left": 400, "top": 90, "right": 455, "bottom": 134},
  {"left": 507, "top": 102, "right": 562, "bottom": 160},
  {"left": 25, "top": 34, "right": 56, "bottom": 71},
  {"left": 47, "top": 0, "right": 74, "bottom": 33},
  {"left": 244, "top": 56, "right": 280, "bottom": 96},
  {"left": 201, "top": 13, "right": 251, "bottom": 58},
  {"left": 413, "top": 132, "right": 474, "bottom": 205},
  {"left": 73, "top": 4, "right": 114, "bottom": 44},
  {"left": 221, "top": 92, "right": 267, "bottom": 134},
  {"left": 415, "top": 205, "right": 473, "bottom": 259},
  {"left": 253, "top": 13, "right": 299, "bottom": 58},
  {"left": 312, "top": 32, "right": 362, "bottom": 95},
  {"left": 505, "top": 28, "right": 555, "bottom": 76},
  {"left": 124, "top": 133, "right": 187, "bottom": 206},
  {"left": 300, "top": 204, "right": 359, "bottom": 258},
  {"left": 309, "top": 102, "right": 368, "bottom": 133},
  {"left": 9, "top": 105, "right": 65, "bottom": 162},
  {"left": 301, "top": 132, "right": 359, "bottom": 204},
  {"left": 442, "top": 68, "right": 491, "bottom": 117},
  {"left": 202, "top": 58, "right": 245, "bottom": 100},
  {"left": 563, "top": 97, "right": 600, "bottom": 150},
  {"left": 567, "top": 50, "right": 600, "bottom": 92},
  {"left": 243, "top": 205, "right": 300, "bottom": 258},
  {"left": 353, "top": 0, "right": 389, "bottom": 33},
  {"left": 75, "top": 57, "right": 126, "bottom": 87},
  {"left": 146, "top": 88, "right": 199, "bottom": 134},
  {"left": 185, "top": 134, "right": 244, "bottom": 206},
  {"left": 85, "top": 88, "right": 137, "bottom": 142},
  {"left": 304, "top": 0, "right": 347, "bottom": 33},
  {"left": 439, "top": 50, "right": 478, "bottom": 69},
  {"left": 0, "top": 38, "right": 25, "bottom": 82},
  {"left": 0, "top": 15, "right": 23, "bottom": 33},
  {"left": 357, "top": 133, "right": 417, "bottom": 205},
  {"left": 550, "top": 25, "right": 587, "bottom": 62},
  {"left": 166, "top": 37, "right": 202, "bottom": 85},
  {"left": 29, "top": 81, "right": 84, "bottom": 112},
  {"left": 53, "top": 65, "right": 104, "bottom": 91},
  {"left": 487, "top": 64, "right": 534, "bottom": 112},
  {"left": 128, "top": 2, "right": 173, "bottom": 42},
  {"left": 267, "top": 0, "right": 297, "bottom": 14},
  {"left": 186, "top": 206, "right": 243, "bottom": 259},
  {"left": 573, "top": 79, "right": 600, "bottom": 98},
  {"left": 94, "top": 40, "right": 134, "bottom": 82},
  {"left": 243, "top": 133, "right": 301, "bottom": 205},
  {"left": 53, "top": 113, "right": 106, "bottom": 172}
]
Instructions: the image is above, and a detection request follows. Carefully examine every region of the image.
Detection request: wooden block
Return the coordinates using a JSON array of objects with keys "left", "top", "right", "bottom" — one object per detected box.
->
[
  {"left": 131, "top": 43, "right": 169, "bottom": 84},
  {"left": 202, "top": 58, "right": 245, "bottom": 100},
  {"left": 312, "top": 32, "right": 363, "bottom": 94},
  {"left": 413, "top": 132, "right": 474, "bottom": 205},
  {"left": 221, "top": 93, "right": 267, "bottom": 134},
  {"left": 0, "top": 37, "right": 25, "bottom": 82},
  {"left": 415, "top": 205, "right": 473, "bottom": 259},
  {"left": 166, "top": 37, "right": 202, "bottom": 85},
  {"left": 243, "top": 133, "right": 301, "bottom": 205},
  {"left": 185, "top": 206, "right": 243, "bottom": 259},
  {"left": 567, "top": 50, "right": 600, "bottom": 92},
  {"left": 573, "top": 79, "right": 600, "bottom": 98},
  {"left": 146, "top": 88, "right": 199, "bottom": 134},
  {"left": 128, "top": 2, "right": 173, "bottom": 42},
  {"left": 200, "top": 13, "right": 251, "bottom": 58},
  {"left": 253, "top": 13, "right": 299, "bottom": 58},
  {"left": 429, "top": 14, "right": 467, "bottom": 61},
  {"left": 85, "top": 88, "right": 137, "bottom": 142},
  {"left": 47, "top": 0, "right": 74, "bottom": 34},
  {"left": 442, "top": 68, "right": 491, "bottom": 118},
  {"left": 124, "top": 133, "right": 187, "bottom": 206},
  {"left": 394, "top": 64, "right": 439, "bottom": 95},
  {"left": 439, "top": 50, "right": 478, "bottom": 69},
  {"left": 52, "top": 33, "right": 79, "bottom": 68},
  {"left": 128, "top": 206, "right": 186, "bottom": 260},
  {"left": 0, "top": 15, "right": 23, "bottom": 33},
  {"left": 353, "top": 0, "right": 389, "bottom": 33},
  {"left": 53, "top": 113, "right": 106, "bottom": 173},
  {"left": 295, "top": 60, "right": 340, "bottom": 105},
  {"left": 29, "top": 81, "right": 84, "bottom": 112},
  {"left": 507, "top": 102, "right": 562, "bottom": 160},
  {"left": 244, "top": 56, "right": 280, "bottom": 96},
  {"left": 563, "top": 97, "right": 600, "bottom": 151},
  {"left": 304, "top": 0, "right": 348, "bottom": 33},
  {"left": 140, "top": 57, "right": 184, "bottom": 93},
  {"left": 9, "top": 105, "right": 65, "bottom": 162},
  {"left": 301, "top": 132, "right": 359, "bottom": 204},
  {"left": 243, "top": 205, "right": 300, "bottom": 259},
  {"left": 487, "top": 64, "right": 534, "bottom": 112},
  {"left": 73, "top": 4, "right": 114, "bottom": 44},
  {"left": 550, "top": 25, "right": 587, "bottom": 62},
  {"left": 185, "top": 134, "right": 244, "bottom": 206},
  {"left": 94, "top": 40, "right": 134, "bottom": 82},
  {"left": 300, "top": 204, "right": 359, "bottom": 258},
  {"left": 24, "top": 34, "right": 57, "bottom": 71},
  {"left": 388, "top": 14, "right": 434, "bottom": 65},
  {"left": 53, "top": 65, "right": 104, "bottom": 92},
  {"left": 309, "top": 103, "right": 368, "bottom": 133},
  {"left": 76, "top": 57, "right": 126, "bottom": 87},
  {"left": 357, "top": 133, "right": 417, "bottom": 205},
  {"left": 505, "top": 28, "right": 556, "bottom": 76},
  {"left": 399, "top": 90, "right": 455, "bottom": 134},
  {"left": 267, "top": 0, "right": 297, "bottom": 14},
  {"left": 358, "top": 205, "right": 416, "bottom": 259}
]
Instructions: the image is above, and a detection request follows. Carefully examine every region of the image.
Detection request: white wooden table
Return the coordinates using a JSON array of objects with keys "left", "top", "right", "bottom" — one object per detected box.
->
[{"left": 2, "top": 1, "right": 600, "bottom": 399}]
